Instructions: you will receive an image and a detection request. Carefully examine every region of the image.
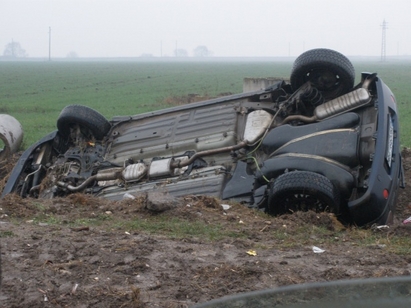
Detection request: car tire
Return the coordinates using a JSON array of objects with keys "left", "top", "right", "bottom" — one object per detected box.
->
[
  {"left": 290, "top": 48, "right": 355, "bottom": 100},
  {"left": 267, "top": 171, "right": 340, "bottom": 215},
  {"left": 57, "top": 105, "right": 111, "bottom": 140}
]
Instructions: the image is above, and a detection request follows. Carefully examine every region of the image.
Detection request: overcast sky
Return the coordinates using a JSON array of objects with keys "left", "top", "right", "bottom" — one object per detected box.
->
[{"left": 1, "top": 0, "right": 410, "bottom": 58}]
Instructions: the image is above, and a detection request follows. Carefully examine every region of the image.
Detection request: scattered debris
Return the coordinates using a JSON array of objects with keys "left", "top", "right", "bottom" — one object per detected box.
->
[
  {"left": 246, "top": 250, "right": 257, "bottom": 256},
  {"left": 372, "top": 225, "right": 390, "bottom": 231},
  {"left": 71, "top": 283, "right": 79, "bottom": 295},
  {"left": 0, "top": 114, "right": 24, "bottom": 165},
  {"left": 123, "top": 193, "right": 135, "bottom": 200},
  {"left": 312, "top": 246, "right": 325, "bottom": 254},
  {"left": 145, "top": 191, "right": 179, "bottom": 212},
  {"left": 221, "top": 204, "right": 231, "bottom": 210},
  {"left": 70, "top": 226, "right": 90, "bottom": 232}
]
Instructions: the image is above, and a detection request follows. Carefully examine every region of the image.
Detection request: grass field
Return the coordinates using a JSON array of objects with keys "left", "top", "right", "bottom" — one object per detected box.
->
[{"left": 0, "top": 58, "right": 410, "bottom": 148}]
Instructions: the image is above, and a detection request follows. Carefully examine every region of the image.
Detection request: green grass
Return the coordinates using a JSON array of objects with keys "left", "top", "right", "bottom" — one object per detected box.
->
[
  {"left": 11, "top": 196, "right": 411, "bottom": 255},
  {"left": 1, "top": 59, "right": 410, "bottom": 148},
  {"left": 26, "top": 210, "right": 245, "bottom": 241},
  {"left": 118, "top": 216, "right": 246, "bottom": 241}
]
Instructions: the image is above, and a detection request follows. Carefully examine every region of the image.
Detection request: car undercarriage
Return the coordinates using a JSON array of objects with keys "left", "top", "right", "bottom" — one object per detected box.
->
[{"left": 2, "top": 49, "right": 404, "bottom": 226}]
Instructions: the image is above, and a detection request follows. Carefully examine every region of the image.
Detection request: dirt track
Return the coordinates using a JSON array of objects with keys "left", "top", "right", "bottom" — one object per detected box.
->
[{"left": 1, "top": 149, "right": 411, "bottom": 307}]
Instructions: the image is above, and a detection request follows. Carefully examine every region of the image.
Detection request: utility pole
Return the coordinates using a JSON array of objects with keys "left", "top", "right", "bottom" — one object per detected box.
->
[
  {"left": 48, "top": 27, "right": 51, "bottom": 61},
  {"left": 380, "top": 19, "right": 387, "bottom": 62}
]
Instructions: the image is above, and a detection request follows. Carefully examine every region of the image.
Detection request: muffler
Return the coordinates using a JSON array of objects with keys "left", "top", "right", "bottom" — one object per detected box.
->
[
  {"left": 282, "top": 87, "right": 371, "bottom": 124},
  {"left": 314, "top": 87, "right": 371, "bottom": 120}
]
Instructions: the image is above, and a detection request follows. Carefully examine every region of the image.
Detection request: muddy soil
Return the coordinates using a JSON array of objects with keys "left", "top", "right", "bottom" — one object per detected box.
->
[{"left": 1, "top": 149, "right": 411, "bottom": 308}]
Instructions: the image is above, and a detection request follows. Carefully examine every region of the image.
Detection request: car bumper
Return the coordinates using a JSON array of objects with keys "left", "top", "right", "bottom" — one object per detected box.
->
[{"left": 347, "top": 78, "right": 404, "bottom": 226}]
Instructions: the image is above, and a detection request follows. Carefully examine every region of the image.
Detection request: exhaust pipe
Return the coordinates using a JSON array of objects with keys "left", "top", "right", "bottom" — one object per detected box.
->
[{"left": 282, "top": 74, "right": 376, "bottom": 125}]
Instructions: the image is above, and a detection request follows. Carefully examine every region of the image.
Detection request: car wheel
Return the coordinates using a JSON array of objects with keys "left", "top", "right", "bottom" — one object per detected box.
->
[
  {"left": 57, "top": 105, "right": 111, "bottom": 140},
  {"left": 267, "top": 171, "right": 340, "bottom": 215},
  {"left": 290, "top": 48, "right": 355, "bottom": 100}
]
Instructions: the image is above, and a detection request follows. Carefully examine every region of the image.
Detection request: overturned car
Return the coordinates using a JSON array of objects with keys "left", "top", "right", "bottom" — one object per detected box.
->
[{"left": 2, "top": 49, "right": 404, "bottom": 226}]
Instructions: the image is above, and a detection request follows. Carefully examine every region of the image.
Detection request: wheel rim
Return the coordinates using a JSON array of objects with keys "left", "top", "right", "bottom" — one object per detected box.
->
[
  {"left": 276, "top": 192, "right": 332, "bottom": 213},
  {"left": 306, "top": 69, "right": 340, "bottom": 91}
]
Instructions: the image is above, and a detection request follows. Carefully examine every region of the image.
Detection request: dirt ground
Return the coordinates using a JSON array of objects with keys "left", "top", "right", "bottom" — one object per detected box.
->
[{"left": 1, "top": 149, "right": 411, "bottom": 308}]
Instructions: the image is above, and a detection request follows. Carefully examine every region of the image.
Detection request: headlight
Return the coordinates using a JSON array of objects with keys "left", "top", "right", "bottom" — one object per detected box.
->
[{"left": 385, "top": 114, "right": 394, "bottom": 168}]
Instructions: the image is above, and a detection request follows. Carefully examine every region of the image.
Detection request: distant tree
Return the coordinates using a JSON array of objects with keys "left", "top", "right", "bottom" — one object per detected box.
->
[
  {"left": 174, "top": 48, "right": 188, "bottom": 57},
  {"left": 193, "top": 45, "right": 213, "bottom": 57},
  {"left": 3, "top": 41, "right": 28, "bottom": 58},
  {"left": 66, "top": 51, "right": 79, "bottom": 58}
]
